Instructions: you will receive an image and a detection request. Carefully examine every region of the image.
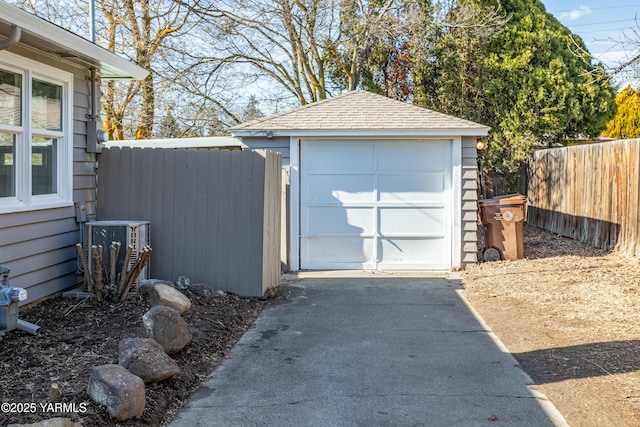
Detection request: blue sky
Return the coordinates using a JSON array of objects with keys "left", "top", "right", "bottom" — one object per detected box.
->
[{"left": 540, "top": 1, "right": 640, "bottom": 87}]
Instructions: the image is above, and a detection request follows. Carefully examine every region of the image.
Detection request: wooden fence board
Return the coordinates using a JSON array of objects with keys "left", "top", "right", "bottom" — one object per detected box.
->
[
  {"left": 525, "top": 139, "right": 640, "bottom": 255},
  {"left": 96, "top": 147, "right": 281, "bottom": 296}
]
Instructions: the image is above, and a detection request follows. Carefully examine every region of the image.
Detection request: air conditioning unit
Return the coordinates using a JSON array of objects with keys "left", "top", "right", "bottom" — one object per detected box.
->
[{"left": 85, "top": 221, "right": 150, "bottom": 285}]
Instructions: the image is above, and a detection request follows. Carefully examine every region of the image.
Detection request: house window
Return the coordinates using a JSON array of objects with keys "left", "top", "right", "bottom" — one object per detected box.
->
[{"left": 0, "top": 52, "right": 72, "bottom": 212}]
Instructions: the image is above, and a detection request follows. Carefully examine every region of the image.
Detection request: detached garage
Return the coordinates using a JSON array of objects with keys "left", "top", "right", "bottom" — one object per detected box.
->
[{"left": 231, "top": 91, "right": 490, "bottom": 272}]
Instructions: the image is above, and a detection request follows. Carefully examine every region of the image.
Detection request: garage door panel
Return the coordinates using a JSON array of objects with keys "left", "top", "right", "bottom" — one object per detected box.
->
[
  {"left": 378, "top": 238, "right": 446, "bottom": 268},
  {"left": 377, "top": 143, "right": 447, "bottom": 172},
  {"left": 306, "top": 144, "right": 374, "bottom": 173},
  {"left": 379, "top": 207, "right": 445, "bottom": 235},
  {"left": 378, "top": 174, "right": 445, "bottom": 203},
  {"left": 305, "top": 206, "right": 374, "bottom": 235},
  {"left": 302, "top": 237, "right": 375, "bottom": 265},
  {"left": 300, "top": 139, "right": 452, "bottom": 270},
  {"left": 306, "top": 174, "right": 375, "bottom": 203}
]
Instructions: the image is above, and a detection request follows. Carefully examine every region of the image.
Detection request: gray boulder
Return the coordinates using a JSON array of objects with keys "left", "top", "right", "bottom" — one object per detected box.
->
[
  {"left": 147, "top": 284, "right": 191, "bottom": 315},
  {"left": 185, "top": 282, "right": 217, "bottom": 297},
  {"left": 87, "top": 364, "right": 145, "bottom": 421},
  {"left": 142, "top": 306, "right": 192, "bottom": 354},
  {"left": 119, "top": 338, "right": 180, "bottom": 383},
  {"left": 138, "top": 279, "right": 174, "bottom": 290},
  {"left": 175, "top": 276, "right": 190, "bottom": 290}
]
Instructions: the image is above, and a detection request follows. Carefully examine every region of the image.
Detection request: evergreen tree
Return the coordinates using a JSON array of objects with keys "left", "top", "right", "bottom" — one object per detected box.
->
[
  {"left": 413, "top": 0, "right": 616, "bottom": 189},
  {"left": 603, "top": 85, "right": 640, "bottom": 139},
  {"left": 157, "top": 107, "right": 181, "bottom": 138},
  {"left": 241, "top": 96, "right": 265, "bottom": 122}
]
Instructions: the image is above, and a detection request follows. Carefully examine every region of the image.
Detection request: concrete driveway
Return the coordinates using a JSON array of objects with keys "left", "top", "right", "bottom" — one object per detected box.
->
[{"left": 170, "top": 272, "right": 567, "bottom": 427}]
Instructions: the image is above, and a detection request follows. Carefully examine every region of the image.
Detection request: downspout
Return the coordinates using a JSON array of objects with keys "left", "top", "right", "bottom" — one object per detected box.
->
[{"left": 0, "top": 25, "right": 21, "bottom": 51}]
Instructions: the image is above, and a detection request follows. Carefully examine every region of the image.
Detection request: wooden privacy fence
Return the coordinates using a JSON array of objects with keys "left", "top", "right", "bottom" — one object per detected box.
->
[
  {"left": 523, "top": 139, "right": 640, "bottom": 255},
  {"left": 96, "top": 147, "right": 281, "bottom": 296}
]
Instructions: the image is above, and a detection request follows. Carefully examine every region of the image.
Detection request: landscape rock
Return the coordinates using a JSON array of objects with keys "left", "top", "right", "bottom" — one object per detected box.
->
[
  {"left": 7, "top": 418, "right": 82, "bottom": 427},
  {"left": 185, "top": 282, "right": 217, "bottom": 297},
  {"left": 147, "top": 284, "right": 191, "bottom": 315},
  {"left": 142, "top": 306, "right": 192, "bottom": 354},
  {"left": 138, "top": 279, "right": 174, "bottom": 291},
  {"left": 175, "top": 276, "right": 190, "bottom": 290},
  {"left": 119, "top": 338, "right": 180, "bottom": 383},
  {"left": 87, "top": 364, "right": 145, "bottom": 421}
]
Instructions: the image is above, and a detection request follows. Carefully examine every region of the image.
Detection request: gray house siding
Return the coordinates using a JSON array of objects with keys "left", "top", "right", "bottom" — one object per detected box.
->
[
  {"left": 461, "top": 136, "right": 479, "bottom": 266},
  {"left": 0, "top": 60, "right": 95, "bottom": 305},
  {"left": 0, "top": 206, "right": 79, "bottom": 304},
  {"left": 72, "top": 76, "right": 98, "bottom": 219}
]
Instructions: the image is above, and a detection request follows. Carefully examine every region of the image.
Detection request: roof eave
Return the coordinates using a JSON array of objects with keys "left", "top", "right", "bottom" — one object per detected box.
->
[
  {"left": 0, "top": 2, "right": 148, "bottom": 80},
  {"left": 231, "top": 128, "right": 491, "bottom": 138}
]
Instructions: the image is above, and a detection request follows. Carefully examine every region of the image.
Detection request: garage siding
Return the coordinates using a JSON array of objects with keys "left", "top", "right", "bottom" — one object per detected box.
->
[
  {"left": 461, "top": 136, "right": 479, "bottom": 266},
  {"left": 239, "top": 136, "right": 290, "bottom": 165}
]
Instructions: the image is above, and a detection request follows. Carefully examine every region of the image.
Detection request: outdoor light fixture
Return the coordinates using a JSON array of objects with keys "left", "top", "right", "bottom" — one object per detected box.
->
[{"left": 476, "top": 138, "right": 485, "bottom": 150}]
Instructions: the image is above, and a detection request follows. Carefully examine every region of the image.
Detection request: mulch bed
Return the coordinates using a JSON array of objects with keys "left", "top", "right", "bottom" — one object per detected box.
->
[{"left": 0, "top": 286, "right": 289, "bottom": 426}]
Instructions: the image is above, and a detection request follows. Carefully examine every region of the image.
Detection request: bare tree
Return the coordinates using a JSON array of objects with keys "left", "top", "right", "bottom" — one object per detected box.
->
[
  {"left": 193, "top": 0, "right": 423, "bottom": 104},
  {"left": 327, "top": 0, "right": 411, "bottom": 91},
  {"left": 7, "top": 0, "right": 90, "bottom": 37},
  {"left": 612, "top": 17, "right": 640, "bottom": 84},
  {"left": 99, "top": 0, "right": 201, "bottom": 139},
  {"left": 192, "top": 0, "right": 341, "bottom": 105}
]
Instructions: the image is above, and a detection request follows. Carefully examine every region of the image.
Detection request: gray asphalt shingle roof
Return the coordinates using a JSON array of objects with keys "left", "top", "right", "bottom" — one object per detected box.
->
[{"left": 231, "top": 90, "right": 489, "bottom": 132}]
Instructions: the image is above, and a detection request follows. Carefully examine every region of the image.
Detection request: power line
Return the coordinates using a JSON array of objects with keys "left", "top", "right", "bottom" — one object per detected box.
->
[
  {"left": 578, "top": 26, "right": 638, "bottom": 34},
  {"left": 549, "top": 4, "right": 640, "bottom": 13},
  {"left": 568, "top": 18, "right": 637, "bottom": 28}
]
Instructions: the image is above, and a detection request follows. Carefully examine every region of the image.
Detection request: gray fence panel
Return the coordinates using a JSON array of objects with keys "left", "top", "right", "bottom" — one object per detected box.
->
[{"left": 97, "top": 147, "right": 281, "bottom": 296}]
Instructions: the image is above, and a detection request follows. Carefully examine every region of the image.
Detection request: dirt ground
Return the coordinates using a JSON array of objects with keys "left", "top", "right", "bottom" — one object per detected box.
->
[
  {"left": 0, "top": 285, "right": 289, "bottom": 427},
  {"left": 463, "top": 224, "right": 640, "bottom": 427}
]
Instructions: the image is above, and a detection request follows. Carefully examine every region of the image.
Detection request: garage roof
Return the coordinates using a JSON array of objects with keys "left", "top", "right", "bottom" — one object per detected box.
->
[
  {"left": 231, "top": 90, "right": 490, "bottom": 136},
  {"left": 0, "top": 1, "right": 147, "bottom": 80}
]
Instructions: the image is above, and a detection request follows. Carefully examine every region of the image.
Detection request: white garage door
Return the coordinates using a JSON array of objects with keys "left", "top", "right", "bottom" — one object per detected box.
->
[{"left": 300, "top": 139, "right": 452, "bottom": 270}]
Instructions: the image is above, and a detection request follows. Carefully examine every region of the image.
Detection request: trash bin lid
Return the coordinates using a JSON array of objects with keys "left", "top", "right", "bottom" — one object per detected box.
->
[{"left": 478, "top": 194, "right": 527, "bottom": 206}]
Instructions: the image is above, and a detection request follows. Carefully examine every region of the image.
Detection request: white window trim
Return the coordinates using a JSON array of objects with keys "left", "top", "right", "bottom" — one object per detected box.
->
[{"left": 0, "top": 50, "right": 73, "bottom": 214}]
